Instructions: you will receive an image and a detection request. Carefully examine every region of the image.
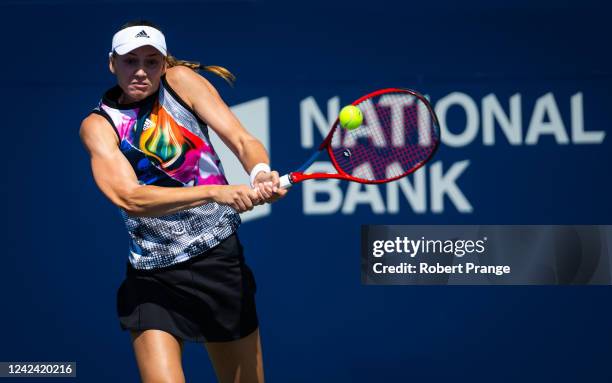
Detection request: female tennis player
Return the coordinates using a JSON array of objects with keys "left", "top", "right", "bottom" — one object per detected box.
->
[{"left": 79, "top": 20, "right": 285, "bottom": 383}]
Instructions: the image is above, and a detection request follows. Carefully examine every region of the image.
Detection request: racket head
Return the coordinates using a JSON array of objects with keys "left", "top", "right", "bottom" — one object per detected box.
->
[{"left": 321, "top": 88, "right": 440, "bottom": 184}]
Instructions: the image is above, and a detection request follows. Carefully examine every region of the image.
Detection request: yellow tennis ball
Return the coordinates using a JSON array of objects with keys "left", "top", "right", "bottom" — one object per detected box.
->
[{"left": 339, "top": 105, "right": 363, "bottom": 130}]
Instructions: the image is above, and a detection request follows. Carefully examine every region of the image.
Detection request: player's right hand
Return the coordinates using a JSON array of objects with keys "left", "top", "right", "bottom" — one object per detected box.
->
[
  {"left": 253, "top": 170, "right": 289, "bottom": 203},
  {"left": 212, "top": 185, "right": 262, "bottom": 213}
]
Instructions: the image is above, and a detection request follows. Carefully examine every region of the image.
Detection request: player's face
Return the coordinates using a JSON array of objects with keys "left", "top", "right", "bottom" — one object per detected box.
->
[{"left": 110, "top": 45, "right": 166, "bottom": 103}]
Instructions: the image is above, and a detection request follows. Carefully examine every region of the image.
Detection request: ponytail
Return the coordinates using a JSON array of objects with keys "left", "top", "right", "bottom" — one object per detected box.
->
[{"left": 166, "top": 54, "right": 236, "bottom": 86}]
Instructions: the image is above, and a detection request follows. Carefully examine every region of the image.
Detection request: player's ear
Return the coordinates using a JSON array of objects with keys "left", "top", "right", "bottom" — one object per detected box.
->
[{"left": 109, "top": 56, "right": 116, "bottom": 74}]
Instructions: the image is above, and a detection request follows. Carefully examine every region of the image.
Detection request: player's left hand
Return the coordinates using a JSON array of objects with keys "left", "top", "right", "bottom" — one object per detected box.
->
[{"left": 253, "top": 170, "right": 288, "bottom": 203}]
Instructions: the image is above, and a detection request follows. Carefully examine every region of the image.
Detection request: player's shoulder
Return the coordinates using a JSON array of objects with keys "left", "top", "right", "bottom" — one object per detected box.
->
[
  {"left": 79, "top": 112, "right": 118, "bottom": 147},
  {"left": 165, "top": 65, "right": 215, "bottom": 96},
  {"left": 166, "top": 65, "right": 204, "bottom": 87},
  {"left": 80, "top": 112, "right": 109, "bottom": 134},
  {"left": 166, "top": 64, "right": 199, "bottom": 80}
]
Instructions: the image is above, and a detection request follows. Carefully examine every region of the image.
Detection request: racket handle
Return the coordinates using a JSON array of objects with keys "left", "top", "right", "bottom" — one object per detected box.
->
[{"left": 279, "top": 174, "right": 293, "bottom": 189}]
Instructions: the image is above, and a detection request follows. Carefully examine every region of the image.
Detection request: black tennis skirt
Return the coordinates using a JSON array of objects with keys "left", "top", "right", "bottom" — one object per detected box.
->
[{"left": 116, "top": 232, "right": 259, "bottom": 343}]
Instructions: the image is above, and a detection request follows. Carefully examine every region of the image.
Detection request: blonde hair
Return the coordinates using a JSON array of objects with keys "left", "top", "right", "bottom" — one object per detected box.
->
[{"left": 165, "top": 54, "right": 236, "bottom": 86}]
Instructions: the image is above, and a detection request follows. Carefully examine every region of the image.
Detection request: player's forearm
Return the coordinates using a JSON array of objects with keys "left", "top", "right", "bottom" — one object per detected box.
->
[
  {"left": 237, "top": 136, "right": 270, "bottom": 173},
  {"left": 123, "top": 184, "right": 220, "bottom": 218}
]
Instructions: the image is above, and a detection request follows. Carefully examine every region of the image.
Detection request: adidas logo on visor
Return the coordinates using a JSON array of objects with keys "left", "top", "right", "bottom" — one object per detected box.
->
[{"left": 135, "top": 30, "right": 150, "bottom": 38}]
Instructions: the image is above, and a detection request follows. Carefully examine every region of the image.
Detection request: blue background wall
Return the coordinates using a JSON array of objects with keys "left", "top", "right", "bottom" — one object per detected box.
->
[{"left": 1, "top": 0, "right": 611, "bottom": 381}]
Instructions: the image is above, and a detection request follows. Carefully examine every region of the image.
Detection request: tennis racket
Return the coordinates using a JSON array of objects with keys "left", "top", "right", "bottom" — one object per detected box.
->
[{"left": 278, "top": 88, "right": 441, "bottom": 189}]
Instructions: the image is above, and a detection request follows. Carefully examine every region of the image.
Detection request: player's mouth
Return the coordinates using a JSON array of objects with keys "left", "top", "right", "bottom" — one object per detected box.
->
[{"left": 131, "top": 83, "right": 148, "bottom": 90}]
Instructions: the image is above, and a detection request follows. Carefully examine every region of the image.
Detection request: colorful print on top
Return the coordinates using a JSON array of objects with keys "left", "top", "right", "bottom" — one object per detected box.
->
[
  {"left": 98, "top": 86, "right": 228, "bottom": 187},
  {"left": 91, "top": 75, "right": 240, "bottom": 270}
]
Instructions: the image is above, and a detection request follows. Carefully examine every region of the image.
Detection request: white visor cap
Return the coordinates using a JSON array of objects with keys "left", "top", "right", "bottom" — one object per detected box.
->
[{"left": 109, "top": 25, "right": 167, "bottom": 58}]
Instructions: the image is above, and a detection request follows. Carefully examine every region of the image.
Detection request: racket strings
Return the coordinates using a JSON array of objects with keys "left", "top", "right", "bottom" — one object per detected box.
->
[{"left": 331, "top": 92, "right": 439, "bottom": 182}]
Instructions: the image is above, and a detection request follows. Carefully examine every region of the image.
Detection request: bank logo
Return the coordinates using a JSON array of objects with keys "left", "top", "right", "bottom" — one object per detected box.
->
[{"left": 212, "top": 91, "right": 602, "bottom": 222}]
